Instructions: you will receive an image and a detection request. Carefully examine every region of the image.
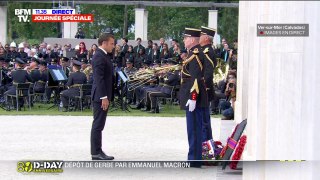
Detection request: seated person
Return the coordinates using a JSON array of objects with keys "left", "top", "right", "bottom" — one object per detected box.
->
[
  {"left": 211, "top": 79, "right": 227, "bottom": 114},
  {"left": 34, "top": 61, "right": 48, "bottom": 93},
  {"left": 124, "top": 58, "right": 137, "bottom": 104},
  {"left": 60, "top": 60, "right": 87, "bottom": 111},
  {"left": 219, "top": 71, "right": 237, "bottom": 120},
  {"left": 5, "top": 58, "right": 33, "bottom": 109},
  {"left": 145, "top": 65, "right": 180, "bottom": 113}
]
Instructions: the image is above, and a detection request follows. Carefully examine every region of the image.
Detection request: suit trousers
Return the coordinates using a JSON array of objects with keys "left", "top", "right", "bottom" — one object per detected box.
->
[{"left": 91, "top": 101, "right": 108, "bottom": 155}]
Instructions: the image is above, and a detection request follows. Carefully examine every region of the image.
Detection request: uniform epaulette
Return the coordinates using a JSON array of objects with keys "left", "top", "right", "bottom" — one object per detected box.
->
[
  {"left": 193, "top": 48, "right": 199, "bottom": 54},
  {"left": 203, "top": 47, "right": 209, "bottom": 54}
]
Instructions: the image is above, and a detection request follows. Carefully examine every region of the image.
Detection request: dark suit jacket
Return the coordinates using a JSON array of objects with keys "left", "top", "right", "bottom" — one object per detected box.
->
[{"left": 91, "top": 48, "right": 113, "bottom": 102}]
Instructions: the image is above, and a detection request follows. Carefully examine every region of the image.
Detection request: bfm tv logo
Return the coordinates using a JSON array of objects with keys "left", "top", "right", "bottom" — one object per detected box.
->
[
  {"left": 15, "top": 9, "right": 31, "bottom": 22},
  {"left": 17, "top": 161, "right": 64, "bottom": 173}
]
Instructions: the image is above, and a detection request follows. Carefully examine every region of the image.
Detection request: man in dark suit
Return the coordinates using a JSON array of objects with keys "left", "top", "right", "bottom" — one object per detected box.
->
[
  {"left": 120, "top": 37, "right": 129, "bottom": 67},
  {"left": 91, "top": 33, "right": 115, "bottom": 160},
  {"left": 133, "top": 37, "right": 145, "bottom": 56}
]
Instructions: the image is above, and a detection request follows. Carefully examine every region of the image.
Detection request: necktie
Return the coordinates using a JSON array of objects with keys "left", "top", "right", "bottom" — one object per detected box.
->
[{"left": 224, "top": 51, "right": 227, "bottom": 62}]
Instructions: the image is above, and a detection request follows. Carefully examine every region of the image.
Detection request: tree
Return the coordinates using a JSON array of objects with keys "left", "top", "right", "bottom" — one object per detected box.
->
[{"left": 7, "top": 2, "right": 59, "bottom": 44}]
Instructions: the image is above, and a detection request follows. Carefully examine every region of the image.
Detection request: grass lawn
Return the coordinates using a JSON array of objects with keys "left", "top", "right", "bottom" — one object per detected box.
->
[{"left": 0, "top": 103, "right": 223, "bottom": 118}]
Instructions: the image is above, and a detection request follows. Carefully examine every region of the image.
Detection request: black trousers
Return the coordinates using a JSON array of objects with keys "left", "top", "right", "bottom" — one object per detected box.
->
[{"left": 91, "top": 101, "right": 108, "bottom": 155}]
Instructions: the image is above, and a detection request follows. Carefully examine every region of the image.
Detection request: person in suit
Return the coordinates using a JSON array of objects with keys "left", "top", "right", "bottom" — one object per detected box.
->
[
  {"left": 120, "top": 37, "right": 129, "bottom": 67},
  {"left": 133, "top": 37, "right": 145, "bottom": 57},
  {"left": 151, "top": 43, "right": 160, "bottom": 64},
  {"left": 200, "top": 26, "right": 217, "bottom": 142},
  {"left": 91, "top": 33, "right": 115, "bottom": 161},
  {"left": 145, "top": 40, "right": 153, "bottom": 65},
  {"left": 180, "top": 28, "right": 208, "bottom": 168},
  {"left": 60, "top": 60, "right": 87, "bottom": 112}
]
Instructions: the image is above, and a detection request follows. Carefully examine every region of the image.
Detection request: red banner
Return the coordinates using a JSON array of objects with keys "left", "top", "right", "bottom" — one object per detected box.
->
[{"left": 32, "top": 14, "right": 93, "bottom": 22}]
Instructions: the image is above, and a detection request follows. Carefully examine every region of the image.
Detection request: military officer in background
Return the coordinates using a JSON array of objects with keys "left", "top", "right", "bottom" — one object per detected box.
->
[
  {"left": 61, "top": 57, "right": 70, "bottom": 78},
  {"left": 7, "top": 42, "right": 19, "bottom": 61},
  {"left": 180, "top": 28, "right": 208, "bottom": 168},
  {"left": 124, "top": 58, "right": 137, "bottom": 104},
  {"left": 124, "top": 58, "right": 137, "bottom": 76},
  {"left": 29, "top": 58, "right": 41, "bottom": 83},
  {"left": 146, "top": 64, "right": 181, "bottom": 113},
  {"left": 50, "top": 58, "right": 58, "bottom": 66},
  {"left": 4, "top": 58, "right": 33, "bottom": 109},
  {"left": 18, "top": 43, "right": 28, "bottom": 59},
  {"left": 60, "top": 60, "right": 87, "bottom": 112},
  {"left": 81, "top": 58, "right": 89, "bottom": 72},
  {"left": 33, "top": 61, "right": 48, "bottom": 93},
  {"left": 199, "top": 26, "right": 217, "bottom": 142}
]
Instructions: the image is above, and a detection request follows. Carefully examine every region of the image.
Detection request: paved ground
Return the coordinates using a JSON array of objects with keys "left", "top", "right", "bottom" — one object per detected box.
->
[{"left": 0, "top": 116, "right": 241, "bottom": 179}]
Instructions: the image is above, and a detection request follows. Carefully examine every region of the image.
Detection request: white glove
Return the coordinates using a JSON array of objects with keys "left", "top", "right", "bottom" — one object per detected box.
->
[{"left": 185, "top": 99, "right": 196, "bottom": 112}]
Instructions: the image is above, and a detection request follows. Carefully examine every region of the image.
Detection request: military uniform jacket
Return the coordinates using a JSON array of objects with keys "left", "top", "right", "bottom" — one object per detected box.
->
[
  {"left": 18, "top": 51, "right": 28, "bottom": 59},
  {"left": 12, "top": 69, "right": 33, "bottom": 83},
  {"left": 29, "top": 69, "right": 40, "bottom": 82},
  {"left": 179, "top": 44, "right": 208, "bottom": 110},
  {"left": 66, "top": 71, "right": 87, "bottom": 88},
  {"left": 161, "top": 71, "right": 180, "bottom": 95},
  {"left": 201, "top": 44, "right": 217, "bottom": 101},
  {"left": 7, "top": 51, "right": 18, "bottom": 60},
  {"left": 124, "top": 67, "right": 137, "bottom": 76}
]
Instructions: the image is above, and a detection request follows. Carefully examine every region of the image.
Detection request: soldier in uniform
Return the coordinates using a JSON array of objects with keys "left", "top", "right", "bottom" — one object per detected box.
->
[
  {"left": 7, "top": 42, "right": 19, "bottom": 62},
  {"left": 124, "top": 58, "right": 137, "bottom": 104},
  {"left": 200, "top": 26, "right": 217, "bottom": 142},
  {"left": 180, "top": 28, "right": 208, "bottom": 168},
  {"left": 60, "top": 60, "right": 87, "bottom": 112},
  {"left": 61, "top": 57, "right": 70, "bottom": 78},
  {"left": 81, "top": 58, "right": 89, "bottom": 72},
  {"left": 33, "top": 61, "right": 48, "bottom": 93},
  {"left": 18, "top": 43, "right": 28, "bottom": 59},
  {"left": 50, "top": 58, "right": 58, "bottom": 66},
  {"left": 4, "top": 58, "right": 33, "bottom": 109},
  {"left": 0, "top": 57, "right": 12, "bottom": 100},
  {"left": 146, "top": 64, "right": 181, "bottom": 113},
  {"left": 29, "top": 58, "right": 41, "bottom": 82}
]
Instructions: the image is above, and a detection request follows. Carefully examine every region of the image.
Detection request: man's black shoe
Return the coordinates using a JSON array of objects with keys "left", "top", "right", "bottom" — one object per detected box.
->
[
  {"left": 100, "top": 151, "right": 114, "bottom": 160},
  {"left": 92, "top": 153, "right": 114, "bottom": 160}
]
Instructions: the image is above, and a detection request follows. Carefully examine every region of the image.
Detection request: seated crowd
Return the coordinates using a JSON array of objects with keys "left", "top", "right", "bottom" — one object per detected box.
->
[{"left": 0, "top": 37, "right": 237, "bottom": 119}]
